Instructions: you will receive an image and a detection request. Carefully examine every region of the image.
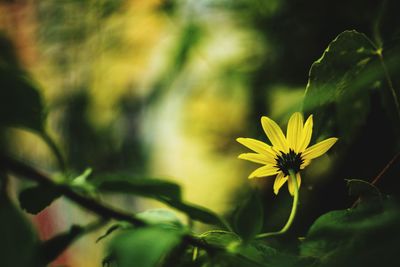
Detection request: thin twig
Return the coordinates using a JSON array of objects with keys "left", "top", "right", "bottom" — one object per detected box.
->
[
  {"left": 0, "top": 155, "right": 217, "bottom": 253},
  {"left": 371, "top": 152, "right": 400, "bottom": 186},
  {"left": 377, "top": 50, "right": 400, "bottom": 121},
  {"left": 0, "top": 156, "right": 273, "bottom": 266},
  {"left": 351, "top": 152, "right": 400, "bottom": 208}
]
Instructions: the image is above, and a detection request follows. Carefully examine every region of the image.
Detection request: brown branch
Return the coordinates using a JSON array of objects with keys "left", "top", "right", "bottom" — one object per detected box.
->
[
  {"left": 370, "top": 152, "right": 400, "bottom": 186},
  {"left": 351, "top": 152, "right": 400, "bottom": 208},
  {"left": 0, "top": 155, "right": 217, "bottom": 253}
]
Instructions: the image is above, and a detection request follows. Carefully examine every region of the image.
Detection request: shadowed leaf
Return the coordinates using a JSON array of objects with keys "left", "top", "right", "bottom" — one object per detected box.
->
[{"left": 19, "top": 185, "right": 62, "bottom": 214}]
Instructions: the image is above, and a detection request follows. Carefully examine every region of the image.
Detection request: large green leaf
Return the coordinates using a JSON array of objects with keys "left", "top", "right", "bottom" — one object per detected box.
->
[
  {"left": 92, "top": 173, "right": 182, "bottom": 201},
  {"left": 0, "top": 63, "right": 44, "bottom": 132},
  {"left": 0, "top": 194, "right": 40, "bottom": 267},
  {"left": 18, "top": 185, "right": 62, "bottom": 214},
  {"left": 233, "top": 191, "right": 264, "bottom": 241},
  {"left": 92, "top": 173, "right": 228, "bottom": 228},
  {"left": 302, "top": 30, "right": 381, "bottom": 143},
  {"left": 300, "top": 199, "right": 400, "bottom": 267},
  {"left": 106, "top": 226, "right": 182, "bottom": 267},
  {"left": 0, "top": 35, "right": 64, "bottom": 168}
]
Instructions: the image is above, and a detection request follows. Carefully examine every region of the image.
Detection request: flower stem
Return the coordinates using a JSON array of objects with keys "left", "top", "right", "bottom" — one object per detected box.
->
[{"left": 255, "top": 169, "right": 299, "bottom": 239}]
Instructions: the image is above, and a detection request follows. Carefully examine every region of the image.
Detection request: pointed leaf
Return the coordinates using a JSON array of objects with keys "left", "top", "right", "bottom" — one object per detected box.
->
[
  {"left": 19, "top": 185, "right": 62, "bottom": 214},
  {"left": 93, "top": 173, "right": 182, "bottom": 201},
  {"left": 303, "top": 30, "right": 381, "bottom": 143},
  {"left": 233, "top": 191, "right": 264, "bottom": 241}
]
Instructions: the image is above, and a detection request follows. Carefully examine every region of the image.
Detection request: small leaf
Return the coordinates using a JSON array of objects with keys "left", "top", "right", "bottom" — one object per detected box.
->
[
  {"left": 199, "top": 230, "right": 241, "bottom": 248},
  {"left": 39, "top": 225, "right": 84, "bottom": 264},
  {"left": 92, "top": 173, "right": 182, "bottom": 201},
  {"left": 69, "top": 168, "right": 96, "bottom": 196},
  {"left": 137, "top": 209, "right": 185, "bottom": 229},
  {"left": 72, "top": 168, "right": 93, "bottom": 185},
  {"left": 107, "top": 226, "right": 182, "bottom": 267},
  {"left": 19, "top": 184, "right": 62, "bottom": 214},
  {"left": 233, "top": 191, "right": 264, "bottom": 241},
  {"left": 161, "top": 198, "right": 229, "bottom": 229}
]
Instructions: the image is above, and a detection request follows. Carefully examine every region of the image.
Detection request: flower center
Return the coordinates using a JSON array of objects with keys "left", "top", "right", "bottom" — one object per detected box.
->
[{"left": 275, "top": 149, "right": 304, "bottom": 176}]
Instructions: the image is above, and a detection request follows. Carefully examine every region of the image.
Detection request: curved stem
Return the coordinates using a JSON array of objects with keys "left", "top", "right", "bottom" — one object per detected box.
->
[
  {"left": 255, "top": 169, "right": 299, "bottom": 239},
  {"left": 377, "top": 50, "right": 400, "bottom": 122}
]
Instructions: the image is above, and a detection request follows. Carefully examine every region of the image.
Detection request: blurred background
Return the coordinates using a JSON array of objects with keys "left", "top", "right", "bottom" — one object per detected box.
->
[{"left": 1, "top": 0, "right": 400, "bottom": 266}]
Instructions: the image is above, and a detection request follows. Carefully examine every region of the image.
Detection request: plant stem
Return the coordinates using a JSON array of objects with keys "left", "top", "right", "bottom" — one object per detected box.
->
[
  {"left": 0, "top": 155, "right": 216, "bottom": 253},
  {"left": 377, "top": 49, "right": 400, "bottom": 121},
  {"left": 255, "top": 169, "right": 299, "bottom": 239}
]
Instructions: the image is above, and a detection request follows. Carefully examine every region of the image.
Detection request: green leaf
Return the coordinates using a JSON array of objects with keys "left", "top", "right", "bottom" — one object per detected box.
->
[
  {"left": 301, "top": 199, "right": 400, "bottom": 267},
  {"left": 0, "top": 194, "right": 40, "bottom": 267},
  {"left": 18, "top": 184, "right": 62, "bottom": 214},
  {"left": 199, "top": 230, "right": 241, "bottom": 248},
  {"left": 93, "top": 173, "right": 227, "bottom": 228},
  {"left": 160, "top": 197, "right": 229, "bottom": 229},
  {"left": 137, "top": 209, "right": 185, "bottom": 229},
  {"left": 92, "top": 173, "right": 182, "bottom": 201},
  {"left": 199, "top": 231, "right": 305, "bottom": 267},
  {"left": 0, "top": 35, "right": 64, "bottom": 169},
  {"left": 0, "top": 65, "right": 45, "bottom": 132},
  {"left": 303, "top": 30, "right": 381, "bottom": 143},
  {"left": 233, "top": 191, "right": 264, "bottom": 241},
  {"left": 39, "top": 225, "right": 84, "bottom": 264},
  {"left": 107, "top": 226, "right": 182, "bottom": 267}
]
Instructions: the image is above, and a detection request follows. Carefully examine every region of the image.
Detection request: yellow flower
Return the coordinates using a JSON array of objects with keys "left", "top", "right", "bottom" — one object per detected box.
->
[{"left": 237, "top": 112, "right": 337, "bottom": 195}]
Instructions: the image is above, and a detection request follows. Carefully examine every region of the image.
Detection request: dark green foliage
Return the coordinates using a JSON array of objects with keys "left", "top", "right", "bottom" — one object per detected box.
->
[
  {"left": 18, "top": 185, "right": 62, "bottom": 214},
  {"left": 106, "top": 226, "right": 183, "bottom": 267},
  {"left": 301, "top": 199, "right": 400, "bottom": 267},
  {"left": 1, "top": 0, "right": 400, "bottom": 264},
  {"left": 160, "top": 197, "right": 228, "bottom": 229},
  {"left": 93, "top": 173, "right": 182, "bottom": 201},
  {"left": 92, "top": 173, "right": 227, "bottom": 228},
  {"left": 303, "top": 30, "right": 380, "bottom": 143},
  {"left": 0, "top": 33, "right": 45, "bottom": 132},
  {"left": 0, "top": 67, "right": 44, "bottom": 132},
  {"left": 0, "top": 34, "right": 64, "bottom": 168},
  {"left": 199, "top": 230, "right": 241, "bottom": 248},
  {"left": 233, "top": 191, "right": 264, "bottom": 241},
  {"left": 0, "top": 193, "right": 40, "bottom": 267}
]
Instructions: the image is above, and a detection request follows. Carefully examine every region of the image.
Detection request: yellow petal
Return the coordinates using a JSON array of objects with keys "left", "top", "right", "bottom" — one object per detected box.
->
[
  {"left": 286, "top": 112, "right": 304, "bottom": 152},
  {"left": 288, "top": 172, "right": 301, "bottom": 196},
  {"left": 300, "top": 159, "right": 311, "bottom": 169},
  {"left": 236, "top": 138, "right": 276, "bottom": 157},
  {"left": 298, "top": 115, "right": 313, "bottom": 152},
  {"left": 248, "top": 165, "right": 279, "bottom": 179},
  {"left": 302, "top": 137, "right": 338, "bottom": 161},
  {"left": 273, "top": 172, "right": 288, "bottom": 195},
  {"left": 261, "top": 116, "right": 288, "bottom": 153},
  {"left": 238, "top": 153, "right": 275, "bottom": 165}
]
